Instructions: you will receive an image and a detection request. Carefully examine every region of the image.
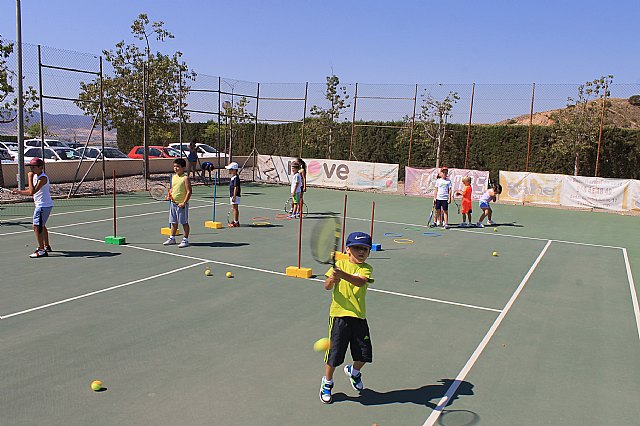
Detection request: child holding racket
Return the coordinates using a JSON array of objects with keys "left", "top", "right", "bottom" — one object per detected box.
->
[
  {"left": 319, "top": 231, "right": 374, "bottom": 404},
  {"left": 11, "top": 157, "right": 53, "bottom": 258},
  {"left": 289, "top": 162, "right": 303, "bottom": 218},
  {"left": 226, "top": 162, "right": 241, "bottom": 227},
  {"left": 476, "top": 182, "right": 502, "bottom": 228},
  {"left": 432, "top": 167, "right": 452, "bottom": 229},
  {"left": 455, "top": 176, "right": 473, "bottom": 227},
  {"left": 163, "top": 158, "right": 192, "bottom": 247}
]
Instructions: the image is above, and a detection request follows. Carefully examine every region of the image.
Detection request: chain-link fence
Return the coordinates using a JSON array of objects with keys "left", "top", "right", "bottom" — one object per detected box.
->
[{"left": 1, "top": 40, "right": 640, "bottom": 208}]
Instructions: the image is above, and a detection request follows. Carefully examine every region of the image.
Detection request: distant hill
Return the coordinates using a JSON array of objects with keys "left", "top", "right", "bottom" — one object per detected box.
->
[
  {"left": 497, "top": 97, "right": 640, "bottom": 129},
  {"left": 0, "top": 112, "right": 117, "bottom": 142}
]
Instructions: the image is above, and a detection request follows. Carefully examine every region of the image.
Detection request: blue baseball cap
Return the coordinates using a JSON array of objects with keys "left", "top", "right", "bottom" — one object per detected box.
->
[{"left": 345, "top": 232, "right": 372, "bottom": 248}]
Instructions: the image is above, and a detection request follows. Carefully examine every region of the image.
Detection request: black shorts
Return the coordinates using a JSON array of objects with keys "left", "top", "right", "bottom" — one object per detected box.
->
[
  {"left": 324, "top": 316, "right": 373, "bottom": 367},
  {"left": 201, "top": 162, "right": 214, "bottom": 171},
  {"left": 435, "top": 199, "right": 449, "bottom": 211}
]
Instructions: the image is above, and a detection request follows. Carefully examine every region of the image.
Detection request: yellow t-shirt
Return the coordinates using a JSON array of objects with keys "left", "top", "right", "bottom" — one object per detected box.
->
[
  {"left": 171, "top": 173, "right": 188, "bottom": 203},
  {"left": 325, "top": 259, "right": 374, "bottom": 319}
]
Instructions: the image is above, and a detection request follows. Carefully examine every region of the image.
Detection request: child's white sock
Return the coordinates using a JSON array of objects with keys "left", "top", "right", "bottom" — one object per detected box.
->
[
  {"left": 350, "top": 367, "right": 360, "bottom": 377},
  {"left": 323, "top": 376, "right": 333, "bottom": 384}
]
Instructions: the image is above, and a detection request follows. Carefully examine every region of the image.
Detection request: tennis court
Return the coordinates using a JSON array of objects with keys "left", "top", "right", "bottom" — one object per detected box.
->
[{"left": 1, "top": 183, "right": 639, "bottom": 425}]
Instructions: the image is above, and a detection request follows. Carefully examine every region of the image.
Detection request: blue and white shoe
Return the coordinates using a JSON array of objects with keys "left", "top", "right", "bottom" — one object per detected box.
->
[
  {"left": 344, "top": 364, "right": 364, "bottom": 391},
  {"left": 319, "top": 377, "right": 333, "bottom": 404}
]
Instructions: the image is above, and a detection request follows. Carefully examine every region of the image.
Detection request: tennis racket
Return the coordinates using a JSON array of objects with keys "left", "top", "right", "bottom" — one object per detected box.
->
[
  {"left": 149, "top": 183, "right": 171, "bottom": 201},
  {"left": 284, "top": 197, "right": 309, "bottom": 216},
  {"left": 227, "top": 210, "right": 233, "bottom": 225},
  {"left": 0, "top": 186, "right": 13, "bottom": 194},
  {"left": 310, "top": 216, "right": 341, "bottom": 269},
  {"left": 427, "top": 202, "right": 435, "bottom": 227},
  {"left": 452, "top": 197, "right": 460, "bottom": 215}
]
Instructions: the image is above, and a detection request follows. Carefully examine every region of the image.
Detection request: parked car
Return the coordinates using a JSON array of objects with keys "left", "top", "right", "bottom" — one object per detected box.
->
[
  {"left": 77, "top": 146, "right": 130, "bottom": 159},
  {"left": 127, "top": 145, "right": 181, "bottom": 159},
  {"left": 24, "top": 138, "right": 71, "bottom": 149},
  {"left": 0, "top": 147, "right": 14, "bottom": 163},
  {"left": 168, "top": 143, "right": 223, "bottom": 158},
  {"left": 0, "top": 141, "right": 20, "bottom": 160},
  {"left": 23, "top": 147, "right": 81, "bottom": 162}
]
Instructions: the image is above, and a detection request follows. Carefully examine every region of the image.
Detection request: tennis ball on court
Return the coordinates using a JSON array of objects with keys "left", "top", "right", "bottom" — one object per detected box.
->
[
  {"left": 204, "top": 268, "right": 212, "bottom": 276},
  {"left": 492, "top": 251, "right": 498, "bottom": 257},
  {"left": 313, "top": 337, "right": 330, "bottom": 352},
  {"left": 226, "top": 271, "right": 233, "bottom": 278},
  {"left": 90, "top": 380, "right": 103, "bottom": 391},
  {"left": 494, "top": 227, "right": 498, "bottom": 232}
]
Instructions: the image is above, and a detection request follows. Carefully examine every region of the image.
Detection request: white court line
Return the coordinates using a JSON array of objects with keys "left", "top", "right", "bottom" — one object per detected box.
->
[
  {"left": 422, "top": 239, "right": 553, "bottom": 426},
  {"left": 0, "top": 230, "right": 501, "bottom": 320},
  {"left": 622, "top": 248, "right": 640, "bottom": 341},
  {"left": 0, "top": 261, "right": 210, "bottom": 320}
]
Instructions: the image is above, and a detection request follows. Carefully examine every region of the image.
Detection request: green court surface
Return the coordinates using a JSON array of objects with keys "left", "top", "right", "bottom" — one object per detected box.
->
[{"left": 1, "top": 183, "right": 639, "bottom": 425}]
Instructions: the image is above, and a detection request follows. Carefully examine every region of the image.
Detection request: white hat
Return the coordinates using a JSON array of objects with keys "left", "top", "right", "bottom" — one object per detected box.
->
[{"left": 225, "top": 162, "right": 239, "bottom": 170}]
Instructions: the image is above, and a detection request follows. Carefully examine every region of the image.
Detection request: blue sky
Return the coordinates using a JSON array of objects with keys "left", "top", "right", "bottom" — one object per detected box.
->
[{"left": 1, "top": 0, "right": 638, "bottom": 85}]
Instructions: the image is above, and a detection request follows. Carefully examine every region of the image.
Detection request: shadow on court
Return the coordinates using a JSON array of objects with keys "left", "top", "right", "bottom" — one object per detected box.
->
[
  {"left": 53, "top": 251, "right": 122, "bottom": 258},
  {"left": 332, "top": 379, "right": 475, "bottom": 409},
  {"left": 189, "top": 242, "right": 250, "bottom": 248}
]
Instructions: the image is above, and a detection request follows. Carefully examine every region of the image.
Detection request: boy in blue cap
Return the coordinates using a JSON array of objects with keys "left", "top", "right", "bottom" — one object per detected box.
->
[{"left": 319, "top": 231, "right": 374, "bottom": 404}]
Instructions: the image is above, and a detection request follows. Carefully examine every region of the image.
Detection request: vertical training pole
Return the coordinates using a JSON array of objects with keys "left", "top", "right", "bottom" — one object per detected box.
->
[
  {"left": 595, "top": 82, "right": 608, "bottom": 177},
  {"left": 341, "top": 193, "right": 348, "bottom": 252},
  {"left": 464, "top": 82, "right": 475, "bottom": 169},
  {"left": 370, "top": 201, "right": 375, "bottom": 239},
  {"left": 212, "top": 172, "right": 217, "bottom": 221},
  {"left": 297, "top": 193, "right": 304, "bottom": 268},
  {"left": 349, "top": 83, "right": 358, "bottom": 161},
  {"left": 112, "top": 170, "right": 117, "bottom": 237},
  {"left": 526, "top": 82, "right": 535, "bottom": 172}
]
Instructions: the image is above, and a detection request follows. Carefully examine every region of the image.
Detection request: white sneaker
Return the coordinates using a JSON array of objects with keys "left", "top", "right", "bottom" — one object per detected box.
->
[
  {"left": 344, "top": 364, "right": 364, "bottom": 391},
  {"left": 163, "top": 237, "right": 176, "bottom": 246},
  {"left": 460, "top": 223, "right": 467, "bottom": 228},
  {"left": 178, "top": 239, "right": 190, "bottom": 248},
  {"left": 319, "top": 377, "right": 333, "bottom": 404},
  {"left": 488, "top": 220, "right": 497, "bottom": 226},
  {"left": 444, "top": 224, "right": 450, "bottom": 229},
  {"left": 476, "top": 222, "right": 484, "bottom": 228}
]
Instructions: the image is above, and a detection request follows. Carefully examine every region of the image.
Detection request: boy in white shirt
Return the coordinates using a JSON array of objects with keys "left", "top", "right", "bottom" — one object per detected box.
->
[
  {"left": 289, "top": 163, "right": 303, "bottom": 218},
  {"left": 432, "top": 167, "right": 452, "bottom": 229}
]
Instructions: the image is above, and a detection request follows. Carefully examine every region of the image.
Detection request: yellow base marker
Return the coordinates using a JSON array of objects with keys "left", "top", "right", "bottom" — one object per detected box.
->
[
  {"left": 204, "top": 221, "right": 223, "bottom": 229},
  {"left": 285, "top": 266, "right": 313, "bottom": 279},
  {"left": 161, "top": 227, "right": 181, "bottom": 236}
]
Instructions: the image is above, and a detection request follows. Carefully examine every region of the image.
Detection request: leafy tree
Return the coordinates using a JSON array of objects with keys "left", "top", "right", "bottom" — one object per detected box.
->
[
  {"left": 25, "top": 122, "right": 55, "bottom": 138},
  {"left": 417, "top": 90, "right": 460, "bottom": 168},
  {"left": 75, "top": 14, "right": 195, "bottom": 151},
  {"left": 551, "top": 75, "right": 613, "bottom": 175},
  {"left": 0, "top": 35, "right": 39, "bottom": 125},
  {"left": 308, "top": 75, "right": 351, "bottom": 159}
]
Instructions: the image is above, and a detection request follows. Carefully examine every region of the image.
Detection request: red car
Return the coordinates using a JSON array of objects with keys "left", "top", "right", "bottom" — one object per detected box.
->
[{"left": 127, "top": 145, "right": 181, "bottom": 159}]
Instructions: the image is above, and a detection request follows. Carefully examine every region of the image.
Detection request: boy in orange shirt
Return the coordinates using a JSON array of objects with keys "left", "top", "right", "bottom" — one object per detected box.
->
[{"left": 455, "top": 176, "right": 473, "bottom": 227}]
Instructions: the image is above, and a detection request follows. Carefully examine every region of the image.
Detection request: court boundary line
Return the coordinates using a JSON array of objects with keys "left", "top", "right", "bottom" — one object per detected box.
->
[
  {"left": 623, "top": 248, "right": 640, "bottom": 341},
  {"left": 0, "top": 261, "right": 209, "bottom": 320},
  {"left": 0, "top": 230, "right": 501, "bottom": 320},
  {"left": 422, "top": 239, "right": 553, "bottom": 426}
]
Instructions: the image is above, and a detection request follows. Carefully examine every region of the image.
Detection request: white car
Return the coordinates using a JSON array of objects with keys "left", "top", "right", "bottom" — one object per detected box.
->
[
  {"left": 24, "top": 146, "right": 81, "bottom": 162},
  {"left": 24, "top": 138, "right": 71, "bottom": 149},
  {"left": 168, "top": 143, "right": 224, "bottom": 158},
  {"left": 77, "top": 146, "right": 130, "bottom": 160},
  {"left": 0, "top": 141, "right": 20, "bottom": 160}
]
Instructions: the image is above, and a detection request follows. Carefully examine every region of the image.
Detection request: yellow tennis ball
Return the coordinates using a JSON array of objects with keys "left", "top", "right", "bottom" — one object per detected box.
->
[
  {"left": 90, "top": 380, "right": 103, "bottom": 391},
  {"left": 313, "top": 337, "right": 330, "bottom": 352},
  {"left": 492, "top": 251, "right": 498, "bottom": 256},
  {"left": 494, "top": 227, "right": 498, "bottom": 232},
  {"left": 204, "top": 268, "right": 212, "bottom": 276},
  {"left": 226, "top": 272, "right": 233, "bottom": 278}
]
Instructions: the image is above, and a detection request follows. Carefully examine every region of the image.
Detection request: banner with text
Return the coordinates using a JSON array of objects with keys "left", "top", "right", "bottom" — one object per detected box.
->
[
  {"left": 499, "top": 171, "right": 640, "bottom": 211},
  {"left": 404, "top": 167, "right": 490, "bottom": 199},
  {"left": 256, "top": 155, "right": 399, "bottom": 192}
]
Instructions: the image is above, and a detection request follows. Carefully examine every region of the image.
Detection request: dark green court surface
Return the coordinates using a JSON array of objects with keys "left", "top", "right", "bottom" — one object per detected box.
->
[{"left": 1, "top": 183, "right": 639, "bottom": 425}]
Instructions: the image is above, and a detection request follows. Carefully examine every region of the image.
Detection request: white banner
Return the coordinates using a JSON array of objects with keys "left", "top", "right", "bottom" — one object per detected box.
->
[
  {"left": 500, "top": 171, "right": 640, "bottom": 212},
  {"left": 404, "top": 167, "right": 489, "bottom": 200},
  {"left": 256, "top": 155, "right": 398, "bottom": 192}
]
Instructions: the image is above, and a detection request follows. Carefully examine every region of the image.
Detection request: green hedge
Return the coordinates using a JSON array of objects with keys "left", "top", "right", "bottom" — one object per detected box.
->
[{"left": 114, "top": 121, "right": 640, "bottom": 180}]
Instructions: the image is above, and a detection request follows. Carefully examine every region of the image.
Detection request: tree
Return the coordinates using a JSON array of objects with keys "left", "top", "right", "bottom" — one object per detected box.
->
[
  {"left": 308, "top": 75, "right": 351, "bottom": 159},
  {"left": 551, "top": 75, "right": 613, "bottom": 175},
  {"left": 25, "top": 122, "right": 55, "bottom": 138},
  {"left": 0, "top": 35, "right": 39, "bottom": 125},
  {"left": 417, "top": 90, "right": 460, "bottom": 168},
  {"left": 75, "top": 14, "right": 195, "bottom": 151},
  {"left": 206, "top": 96, "right": 255, "bottom": 154}
]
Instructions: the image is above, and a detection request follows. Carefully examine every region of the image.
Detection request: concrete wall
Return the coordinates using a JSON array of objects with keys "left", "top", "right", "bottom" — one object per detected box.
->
[{"left": 1, "top": 156, "right": 254, "bottom": 187}]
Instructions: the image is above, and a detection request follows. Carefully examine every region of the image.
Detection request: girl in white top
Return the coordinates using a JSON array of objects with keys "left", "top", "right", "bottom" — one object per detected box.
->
[
  {"left": 12, "top": 157, "right": 54, "bottom": 258},
  {"left": 477, "top": 182, "right": 502, "bottom": 228}
]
